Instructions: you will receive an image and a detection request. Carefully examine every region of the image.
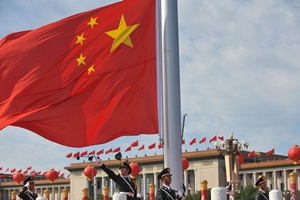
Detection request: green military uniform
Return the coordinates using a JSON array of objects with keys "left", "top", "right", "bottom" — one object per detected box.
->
[
  {"left": 101, "top": 162, "right": 137, "bottom": 200},
  {"left": 18, "top": 176, "right": 38, "bottom": 200}
]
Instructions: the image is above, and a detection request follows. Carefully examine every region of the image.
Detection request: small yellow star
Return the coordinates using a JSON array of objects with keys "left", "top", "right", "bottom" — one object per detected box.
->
[
  {"left": 88, "top": 64, "right": 95, "bottom": 75},
  {"left": 76, "top": 33, "right": 86, "bottom": 45},
  {"left": 106, "top": 14, "right": 140, "bottom": 52},
  {"left": 88, "top": 17, "right": 98, "bottom": 28},
  {"left": 76, "top": 53, "right": 86, "bottom": 66}
]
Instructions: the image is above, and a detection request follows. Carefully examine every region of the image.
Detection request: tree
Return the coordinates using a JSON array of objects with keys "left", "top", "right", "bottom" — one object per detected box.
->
[{"left": 236, "top": 185, "right": 258, "bottom": 200}]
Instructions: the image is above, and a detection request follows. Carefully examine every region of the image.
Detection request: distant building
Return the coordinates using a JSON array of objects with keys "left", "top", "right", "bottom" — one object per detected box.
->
[{"left": 0, "top": 149, "right": 298, "bottom": 200}]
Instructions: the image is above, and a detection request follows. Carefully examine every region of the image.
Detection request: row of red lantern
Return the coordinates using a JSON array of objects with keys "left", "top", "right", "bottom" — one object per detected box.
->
[{"left": 12, "top": 168, "right": 59, "bottom": 185}]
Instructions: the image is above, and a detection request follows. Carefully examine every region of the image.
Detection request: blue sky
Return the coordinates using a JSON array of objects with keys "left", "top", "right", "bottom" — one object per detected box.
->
[{"left": 1, "top": 0, "right": 300, "bottom": 176}]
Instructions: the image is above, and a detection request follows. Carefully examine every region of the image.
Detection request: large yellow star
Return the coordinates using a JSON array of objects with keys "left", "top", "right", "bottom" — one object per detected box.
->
[
  {"left": 88, "top": 17, "right": 98, "bottom": 28},
  {"left": 76, "top": 53, "right": 86, "bottom": 66},
  {"left": 88, "top": 64, "right": 95, "bottom": 75},
  {"left": 106, "top": 14, "right": 140, "bottom": 52},
  {"left": 76, "top": 33, "right": 86, "bottom": 45}
]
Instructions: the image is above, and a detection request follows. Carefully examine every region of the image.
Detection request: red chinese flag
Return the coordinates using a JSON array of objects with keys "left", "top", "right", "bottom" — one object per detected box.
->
[
  {"left": 218, "top": 136, "right": 224, "bottom": 141},
  {"left": 73, "top": 152, "right": 80, "bottom": 158},
  {"left": 66, "top": 152, "right": 72, "bottom": 158},
  {"left": 112, "top": 147, "right": 121, "bottom": 152},
  {"left": 105, "top": 148, "right": 112, "bottom": 154},
  {"left": 266, "top": 148, "right": 275, "bottom": 156},
  {"left": 0, "top": 0, "right": 157, "bottom": 147},
  {"left": 125, "top": 146, "right": 132, "bottom": 152},
  {"left": 182, "top": 139, "right": 185, "bottom": 145},
  {"left": 0, "top": 166, "right": 2, "bottom": 170},
  {"left": 148, "top": 143, "right": 156, "bottom": 149},
  {"left": 189, "top": 138, "right": 196, "bottom": 145},
  {"left": 158, "top": 143, "right": 163, "bottom": 149},
  {"left": 209, "top": 136, "right": 217, "bottom": 143},
  {"left": 89, "top": 150, "right": 95, "bottom": 155},
  {"left": 131, "top": 140, "right": 139, "bottom": 147},
  {"left": 97, "top": 149, "right": 104, "bottom": 155},
  {"left": 138, "top": 145, "right": 145, "bottom": 151},
  {"left": 10, "top": 168, "right": 16, "bottom": 173},
  {"left": 199, "top": 137, "right": 206, "bottom": 144},
  {"left": 248, "top": 150, "right": 256, "bottom": 157},
  {"left": 80, "top": 151, "right": 88, "bottom": 157},
  {"left": 27, "top": 166, "right": 32, "bottom": 170}
]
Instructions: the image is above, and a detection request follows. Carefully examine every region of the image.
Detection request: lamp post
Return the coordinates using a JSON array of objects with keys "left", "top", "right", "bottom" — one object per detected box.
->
[{"left": 214, "top": 132, "right": 249, "bottom": 200}]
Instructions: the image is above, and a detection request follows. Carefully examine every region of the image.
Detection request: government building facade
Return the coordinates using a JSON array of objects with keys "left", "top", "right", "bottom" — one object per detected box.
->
[{"left": 0, "top": 149, "right": 299, "bottom": 200}]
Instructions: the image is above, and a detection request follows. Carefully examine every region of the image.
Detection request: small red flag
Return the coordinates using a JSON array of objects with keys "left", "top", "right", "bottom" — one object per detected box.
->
[
  {"left": 66, "top": 152, "right": 72, "bottom": 158},
  {"left": 5, "top": 168, "right": 9, "bottom": 172},
  {"left": 266, "top": 148, "right": 275, "bottom": 156},
  {"left": 0, "top": 0, "right": 158, "bottom": 147},
  {"left": 182, "top": 139, "right": 185, "bottom": 145},
  {"left": 158, "top": 143, "right": 163, "bottom": 149},
  {"left": 248, "top": 150, "right": 256, "bottom": 157},
  {"left": 131, "top": 140, "right": 139, "bottom": 147},
  {"left": 138, "top": 145, "right": 145, "bottom": 151},
  {"left": 209, "top": 136, "right": 217, "bottom": 143},
  {"left": 218, "top": 136, "right": 224, "bottom": 141},
  {"left": 199, "top": 137, "right": 206, "bottom": 144},
  {"left": 89, "top": 150, "right": 95, "bottom": 155},
  {"left": 148, "top": 143, "right": 156, "bottom": 149},
  {"left": 0, "top": 166, "right": 2, "bottom": 170},
  {"left": 189, "top": 138, "right": 196, "bottom": 145},
  {"left": 27, "top": 166, "right": 32, "bottom": 170},
  {"left": 125, "top": 146, "right": 132, "bottom": 152},
  {"left": 112, "top": 147, "right": 121, "bottom": 153},
  {"left": 67, "top": 174, "right": 70, "bottom": 178},
  {"left": 73, "top": 152, "right": 80, "bottom": 158},
  {"left": 97, "top": 149, "right": 104, "bottom": 155},
  {"left": 105, "top": 148, "right": 112, "bottom": 154},
  {"left": 80, "top": 151, "right": 88, "bottom": 157},
  {"left": 10, "top": 168, "right": 16, "bottom": 173}
]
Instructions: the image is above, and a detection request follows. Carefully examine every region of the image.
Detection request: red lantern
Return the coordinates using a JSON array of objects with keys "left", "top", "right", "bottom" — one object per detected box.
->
[
  {"left": 83, "top": 165, "right": 97, "bottom": 181},
  {"left": 130, "top": 162, "right": 141, "bottom": 179},
  {"left": 288, "top": 145, "right": 300, "bottom": 165},
  {"left": 45, "top": 169, "right": 59, "bottom": 183},
  {"left": 237, "top": 154, "right": 244, "bottom": 165},
  {"left": 12, "top": 172, "right": 25, "bottom": 185},
  {"left": 182, "top": 158, "right": 189, "bottom": 171}
]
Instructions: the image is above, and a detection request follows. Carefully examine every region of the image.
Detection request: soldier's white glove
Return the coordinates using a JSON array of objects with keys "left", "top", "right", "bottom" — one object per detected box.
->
[
  {"left": 176, "top": 189, "right": 183, "bottom": 198},
  {"left": 92, "top": 154, "right": 102, "bottom": 165},
  {"left": 25, "top": 182, "right": 30, "bottom": 188}
]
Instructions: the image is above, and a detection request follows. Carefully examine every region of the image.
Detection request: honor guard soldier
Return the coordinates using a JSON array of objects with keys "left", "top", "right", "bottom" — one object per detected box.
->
[
  {"left": 18, "top": 176, "right": 38, "bottom": 200},
  {"left": 255, "top": 175, "right": 269, "bottom": 200},
  {"left": 93, "top": 155, "right": 137, "bottom": 200},
  {"left": 155, "top": 168, "right": 183, "bottom": 200}
]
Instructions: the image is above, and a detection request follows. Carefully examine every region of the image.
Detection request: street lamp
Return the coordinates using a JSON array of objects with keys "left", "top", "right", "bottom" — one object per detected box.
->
[{"left": 214, "top": 132, "right": 249, "bottom": 200}]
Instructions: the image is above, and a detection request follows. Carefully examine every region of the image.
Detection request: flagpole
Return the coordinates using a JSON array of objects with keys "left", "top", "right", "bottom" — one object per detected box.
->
[{"left": 161, "top": 0, "right": 183, "bottom": 191}]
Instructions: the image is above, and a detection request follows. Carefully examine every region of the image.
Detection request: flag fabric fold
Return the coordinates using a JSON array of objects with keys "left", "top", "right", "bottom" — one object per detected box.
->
[{"left": 0, "top": 0, "right": 158, "bottom": 147}]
